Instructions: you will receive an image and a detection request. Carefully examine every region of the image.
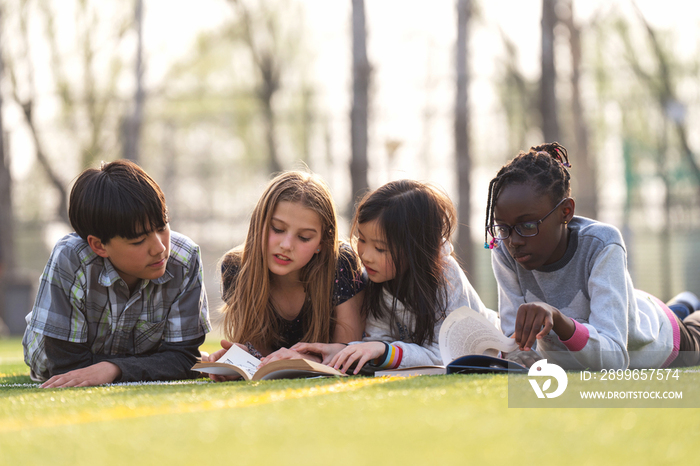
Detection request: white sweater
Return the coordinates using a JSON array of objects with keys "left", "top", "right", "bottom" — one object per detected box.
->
[{"left": 361, "top": 245, "right": 499, "bottom": 368}]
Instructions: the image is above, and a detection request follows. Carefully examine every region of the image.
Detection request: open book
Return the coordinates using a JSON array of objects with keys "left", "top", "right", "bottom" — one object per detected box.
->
[
  {"left": 375, "top": 306, "right": 521, "bottom": 377},
  {"left": 192, "top": 344, "right": 345, "bottom": 381}
]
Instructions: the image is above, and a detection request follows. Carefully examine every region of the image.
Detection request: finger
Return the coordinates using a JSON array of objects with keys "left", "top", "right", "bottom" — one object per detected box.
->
[
  {"left": 42, "top": 375, "right": 69, "bottom": 389},
  {"left": 40, "top": 378, "right": 56, "bottom": 388},
  {"left": 523, "top": 313, "right": 544, "bottom": 351},
  {"left": 536, "top": 315, "right": 554, "bottom": 340},
  {"left": 291, "top": 342, "right": 316, "bottom": 352},
  {"left": 353, "top": 354, "right": 373, "bottom": 375},
  {"left": 221, "top": 339, "right": 234, "bottom": 349},
  {"left": 520, "top": 312, "right": 537, "bottom": 350},
  {"left": 340, "top": 351, "right": 361, "bottom": 374},
  {"left": 209, "top": 349, "right": 226, "bottom": 361},
  {"left": 514, "top": 306, "right": 529, "bottom": 347},
  {"left": 329, "top": 350, "right": 345, "bottom": 368},
  {"left": 50, "top": 378, "right": 74, "bottom": 388},
  {"left": 332, "top": 349, "right": 352, "bottom": 370}
]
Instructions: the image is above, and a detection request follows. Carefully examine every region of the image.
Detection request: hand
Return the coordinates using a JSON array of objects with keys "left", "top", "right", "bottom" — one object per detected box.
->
[
  {"left": 329, "top": 341, "right": 386, "bottom": 375},
  {"left": 514, "top": 301, "right": 574, "bottom": 351},
  {"left": 260, "top": 347, "right": 321, "bottom": 366},
  {"left": 206, "top": 340, "right": 248, "bottom": 382},
  {"left": 290, "top": 342, "right": 347, "bottom": 365},
  {"left": 41, "top": 362, "right": 121, "bottom": 388}
]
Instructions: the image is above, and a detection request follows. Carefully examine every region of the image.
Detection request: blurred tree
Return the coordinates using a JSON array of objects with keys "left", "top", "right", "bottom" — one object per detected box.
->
[
  {"left": 496, "top": 30, "right": 536, "bottom": 160},
  {"left": 629, "top": 3, "right": 700, "bottom": 193},
  {"left": 349, "top": 0, "right": 370, "bottom": 216},
  {"left": 228, "top": 0, "right": 286, "bottom": 174},
  {"left": 454, "top": 0, "right": 473, "bottom": 273},
  {"left": 3, "top": 0, "right": 132, "bottom": 224},
  {"left": 561, "top": 0, "right": 597, "bottom": 218},
  {"left": 166, "top": 0, "right": 311, "bottom": 178},
  {"left": 154, "top": 0, "right": 316, "bottom": 242},
  {"left": 616, "top": 3, "right": 700, "bottom": 298},
  {"left": 0, "top": 6, "right": 14, "bottom": 331},
  {"left": 121, "top": 0, "right": 144, "bottom": 163},
  {"left": 541, "top": 0, "right": 560, "bottom": 143}
]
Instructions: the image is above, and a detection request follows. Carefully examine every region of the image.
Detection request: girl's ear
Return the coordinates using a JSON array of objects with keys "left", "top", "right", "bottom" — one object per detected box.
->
[
  {"left": 562, "top": 198, "right": 575, "bottom": 223},
  {"left": 87, "top": 235, "right": 109, "bottom": 258}
]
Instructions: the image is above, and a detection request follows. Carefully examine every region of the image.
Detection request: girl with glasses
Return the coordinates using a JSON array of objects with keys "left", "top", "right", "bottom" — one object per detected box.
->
[{"left": 485, "top": 142, "right": 700, "bottom": 370}]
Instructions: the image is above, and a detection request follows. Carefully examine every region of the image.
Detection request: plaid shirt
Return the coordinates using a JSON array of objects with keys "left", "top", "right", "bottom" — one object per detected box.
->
[{"left": 23, "top": 231, "right": 211, "bottom": 378}]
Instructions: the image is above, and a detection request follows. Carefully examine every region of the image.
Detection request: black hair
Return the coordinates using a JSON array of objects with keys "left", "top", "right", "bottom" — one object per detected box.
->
[
  {"left": 69, "top": 160, "right": 169, "bottom": 243},
  {"left": 484, "top": 141, "right": 572, "bottom": 246},
  {"left": 351, "top": 180, "right": 455, "bottom": 346}
]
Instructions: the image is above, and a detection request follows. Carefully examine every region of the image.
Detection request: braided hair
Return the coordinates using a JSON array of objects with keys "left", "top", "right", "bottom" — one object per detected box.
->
[{"left": 484, "top": 142, "right": 572, "bottom": 248}]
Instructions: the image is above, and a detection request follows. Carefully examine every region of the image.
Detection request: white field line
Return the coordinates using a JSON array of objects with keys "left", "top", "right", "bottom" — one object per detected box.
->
[{"left": 0, "top": 376, "right": 395, "bottom": 433}]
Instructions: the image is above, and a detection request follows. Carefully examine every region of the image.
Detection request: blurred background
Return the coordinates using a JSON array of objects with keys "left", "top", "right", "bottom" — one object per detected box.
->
[{"left": 1, "top": 0, "right": 699, "bottom": 336}]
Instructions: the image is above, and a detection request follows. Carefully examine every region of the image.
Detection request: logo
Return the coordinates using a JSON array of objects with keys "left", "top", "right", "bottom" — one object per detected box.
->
[{"left": 528, "top": 359, "right": 568, "bottom": 398}]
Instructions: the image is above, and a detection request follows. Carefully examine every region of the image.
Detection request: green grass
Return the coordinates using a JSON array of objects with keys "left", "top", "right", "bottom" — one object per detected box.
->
[{"left": 1, "top": 336, "right": 698, "bottom": 465}]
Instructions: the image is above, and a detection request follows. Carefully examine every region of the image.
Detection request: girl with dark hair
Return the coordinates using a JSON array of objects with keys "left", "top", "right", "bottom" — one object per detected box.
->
[
  {"left": 294, "top": 180, "right": 498, "bottom": 374},
  {"left": 486, "top": 142, "right": 700, "bottom": 370}
]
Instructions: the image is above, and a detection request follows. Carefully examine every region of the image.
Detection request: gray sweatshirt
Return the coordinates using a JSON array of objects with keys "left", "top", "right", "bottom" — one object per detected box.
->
[{"left": 492, "top": 216, "right": 678, "bottom": 370}]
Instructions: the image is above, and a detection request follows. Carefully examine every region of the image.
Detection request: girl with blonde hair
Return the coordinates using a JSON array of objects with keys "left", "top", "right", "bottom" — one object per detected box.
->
[{"left": 206, "top": 171, "right": 364, "bottom": 379}]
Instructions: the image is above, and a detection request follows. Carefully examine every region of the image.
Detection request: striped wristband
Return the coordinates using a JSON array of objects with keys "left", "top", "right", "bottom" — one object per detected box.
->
[{"left": 374, "top": 342, "right": 403, "bottom": 369}]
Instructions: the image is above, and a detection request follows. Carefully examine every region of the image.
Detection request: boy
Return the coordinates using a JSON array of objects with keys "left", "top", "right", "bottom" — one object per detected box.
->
[{"left": 22, "top": 160, "right": 211, "bottom": 387}]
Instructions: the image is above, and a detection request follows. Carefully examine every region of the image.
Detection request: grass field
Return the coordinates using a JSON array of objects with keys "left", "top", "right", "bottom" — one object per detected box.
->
[{"left": 1, "top": 336, "right": 698, "bottom": 465}]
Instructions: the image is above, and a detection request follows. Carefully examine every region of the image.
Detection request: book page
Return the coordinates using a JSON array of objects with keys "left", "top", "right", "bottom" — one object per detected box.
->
[
  {"left": 215, "top": 344, "right": 261, "bottom": 379},
  {"left": 439, "top": 306, "right": 517, "bottom": 364},
  {"left": 254, "top": 358, "right": 344, "bottom": 380}
]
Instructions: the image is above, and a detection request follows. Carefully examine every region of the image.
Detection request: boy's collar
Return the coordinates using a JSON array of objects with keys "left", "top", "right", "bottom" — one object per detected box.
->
[
  {"left": 98, "top": 258, "right": 122, "bottom": 287},
  {"left": 98, "top": 257, "right": 174, "bottom": 288}
]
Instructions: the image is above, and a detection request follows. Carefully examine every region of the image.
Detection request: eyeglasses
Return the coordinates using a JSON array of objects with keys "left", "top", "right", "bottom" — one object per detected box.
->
[{"left": 487, "top": 198, "right": 570, "bottom": 240}]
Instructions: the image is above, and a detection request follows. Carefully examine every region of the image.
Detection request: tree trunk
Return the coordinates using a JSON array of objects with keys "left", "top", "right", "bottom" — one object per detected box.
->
[
  {"left": 19, "top": 102, "right": 70, "bottom": 225},
  {"left": 541, "top": 0, "right": 559, "bottom": 143},
  {"left": 0, "top": 17, "right": 14, "bottom": 331},
  {"left": 563, "top": 0, "right": 596, "bottom": 218},
  {"left": 260, "top": 74, "right": 282, "bottom": 174},
  {"left": 454, "top": 0, "right": 473, "bottom": 274},
  {"left": 122, "top": 0, "right": 145, "bottom": 163},
  {"left": 349, "top": 0, "right": 370, "bottom": 217}
]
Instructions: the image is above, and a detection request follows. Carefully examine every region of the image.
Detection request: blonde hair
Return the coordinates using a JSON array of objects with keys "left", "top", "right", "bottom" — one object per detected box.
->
[{"left": 220, "top": 171, "right": 341, "bottom": 350}]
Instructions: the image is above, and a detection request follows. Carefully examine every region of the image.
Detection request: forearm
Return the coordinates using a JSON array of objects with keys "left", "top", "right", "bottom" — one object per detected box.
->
[
  {"left": 109, "top": 335, "right": 205, "bottom": 382},
  {"left": 366, "top": 340, "right": 442, "bottom": 369},
  {"left": 392, "top": 341, "right": 443, "bottom": 367},
  {"left": 552, "top": 309, "right": 576, "bottom": 341},
  {"left": 44, "top": 336, "right": 121, "bottom": 378},
  {"left": 44, "top": 335, "right": 205, "bottom": 382}
]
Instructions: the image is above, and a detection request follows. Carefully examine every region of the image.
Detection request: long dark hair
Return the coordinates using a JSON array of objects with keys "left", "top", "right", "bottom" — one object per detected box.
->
[{"left": 352, "top": 180, "right": 456, "bottom": 345}]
